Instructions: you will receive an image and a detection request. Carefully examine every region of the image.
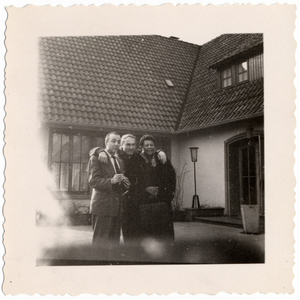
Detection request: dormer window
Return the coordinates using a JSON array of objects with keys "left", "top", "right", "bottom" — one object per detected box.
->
[
  {"left": 236, "top": 61, "right": 248, "bottom": 83},
  {"left": 220, "top": 59, "right": 249, "bottom": 89},
  {"left": 221, "top": 67, "right": 232, "bottom": 88},
  {"left": 216, "top": 52, "right": 263, "bottom": 89}
]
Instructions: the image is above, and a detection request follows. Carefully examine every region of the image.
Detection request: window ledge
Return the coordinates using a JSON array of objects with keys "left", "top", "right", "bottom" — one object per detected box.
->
[{"left": 221, "top": 80, "right": 249, "bottom": 91}]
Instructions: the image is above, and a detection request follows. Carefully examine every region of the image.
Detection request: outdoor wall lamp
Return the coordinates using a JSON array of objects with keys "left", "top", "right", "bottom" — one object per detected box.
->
[{"left": 190, "top": 147, "right": 200, "bottom": 209}]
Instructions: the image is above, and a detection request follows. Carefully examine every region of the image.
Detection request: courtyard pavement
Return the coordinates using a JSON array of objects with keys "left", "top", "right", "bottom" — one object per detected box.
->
[{"left": 36, "top": 222, "right": 264, "bottom": 265}]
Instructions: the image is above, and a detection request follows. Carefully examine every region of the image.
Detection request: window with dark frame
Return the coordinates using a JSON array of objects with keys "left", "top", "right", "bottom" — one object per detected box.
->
[
  {"left": 49, "top": 130, "right": 105, "bottom": 194},
  {"left": 49, "top": 130, "right": 172, "bottom": 194},
  {"left": 219, "top": 53, "right": 263, "bottom": 89},
  {"left": 71, "top": 135, "right": 90, "bottom": 192},
  {"left": 236, "top": 60, "right": 248, "bottom": 84},
  {"left": 221, "top": 67, "right": 232, "bottom": 88}
]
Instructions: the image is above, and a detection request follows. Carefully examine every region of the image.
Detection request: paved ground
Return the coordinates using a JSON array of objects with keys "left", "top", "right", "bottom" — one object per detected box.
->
[{"left": 36, "top": 222, "right": 264, "bottom": 265}]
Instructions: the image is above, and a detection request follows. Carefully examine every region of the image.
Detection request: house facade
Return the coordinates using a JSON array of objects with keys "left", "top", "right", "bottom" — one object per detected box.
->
[
  {"left": 38, "top": 33, "right": 264, "bottom": 217},
  {"left": 173, "top": 34, "right": 264, "bottom": 216}
]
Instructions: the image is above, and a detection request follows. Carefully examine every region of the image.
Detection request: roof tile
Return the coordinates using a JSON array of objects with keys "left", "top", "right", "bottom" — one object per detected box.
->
[
  {"left": 39, "top": 35, "right": 199, "bottom": 132},
  {"left": 178, "top": 34, "right": 263, "bottom": 131},
  {"left": 39, "top": 34, "right": 263, "bottom": 133}
]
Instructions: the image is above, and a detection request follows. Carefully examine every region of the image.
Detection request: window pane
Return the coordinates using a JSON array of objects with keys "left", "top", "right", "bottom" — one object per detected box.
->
[
  {"left": 50, "top": 132, "right": 92, "bottom": 193},
  {"left": 238, "top": 61, "right": 248, "bottom": 73},
  {"left": 249, "top": 178, "right": 257, "bottom": 205},
  {"left": 52, "top": 133, "right": 61, "bottom": 162},
  {"left": 241, "top": 148, "right": 248, "bottom": 176},
  {"left": 223, "top": 77, "right": 232, "bottom": 88},
  {"left": 50, "top": 162, "right": 60, "bottom": 190},
  {"left": 72, "top": 163, "right": 80, "bottom": 191},
  {"left": 80, "top": 163, "right": 89, "bottom": 191},
  {"left": 238, "top": 72, "right": 247, "bottom": 82},
  {"left": 241, "top": 177, "right": 249, "bottom": 205},
  {"left": 81, "top": 136, "right": 90, "bottom": 163},
  {"left": 73, "top": 135, "right": 81, "bottom": 163},
  {"left": 223, "top": 68, "right": 231, "bottom": 78},
  {"left": 222, "top": 67, "right": 232, "bottom": 87},
  {"left": 237, "top": 61, "right": 248, "bottom": 83},
  {"left": 249, "top": 146, "right": 256, "bottom": 176},
  {"left": 61, "top": 135, "right": 70, "bottom": 162},
  {"left": 60, "top": 163, "right": 69, "bottom": 191}
]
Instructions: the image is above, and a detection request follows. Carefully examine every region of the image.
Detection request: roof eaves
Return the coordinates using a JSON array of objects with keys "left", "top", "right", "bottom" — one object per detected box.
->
[
  {"left": 209, "top": 43, "right": 263, "bottom": 70},
  {"left": 42, "top": 120, "right": 175, "bottom": 135},
  {"left": 175, "top": 112, "right": 264, "bottom": 134}
]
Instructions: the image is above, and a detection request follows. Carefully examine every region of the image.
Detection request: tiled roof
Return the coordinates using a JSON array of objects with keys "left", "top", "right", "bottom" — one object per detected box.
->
[
  {"left": 39, "top": 34, "right": 264, "bottom": 134},
  {"left": 177, "top": 34, "right": 264, "bottom": 132},
  {"left": 39, "top": 35, "right": 199, "bottom": 132}
]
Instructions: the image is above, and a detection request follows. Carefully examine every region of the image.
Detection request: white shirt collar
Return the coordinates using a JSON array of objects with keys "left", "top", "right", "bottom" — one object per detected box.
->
[
  {"left": 104, "top": 150, "right": 120, "bottom": 173},
  {"left": 104, "top": 150, "right": 118, "bottom": 158}
]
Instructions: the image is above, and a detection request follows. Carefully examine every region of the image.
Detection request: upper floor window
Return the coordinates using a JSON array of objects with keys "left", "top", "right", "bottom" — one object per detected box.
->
[
  {"left": 236, "top": 61, "right": 248, "bottom": 83},
  {"left": 221, "top": 67, "right": 232, "bottom": 88},
  {"left": 219, "top": 53, "right": 263, "bottom": 89}
]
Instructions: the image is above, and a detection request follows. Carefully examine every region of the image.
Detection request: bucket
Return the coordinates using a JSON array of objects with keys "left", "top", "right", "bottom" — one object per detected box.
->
[{"left": 241, "top": 205, "right": 260, "bottom": 234}]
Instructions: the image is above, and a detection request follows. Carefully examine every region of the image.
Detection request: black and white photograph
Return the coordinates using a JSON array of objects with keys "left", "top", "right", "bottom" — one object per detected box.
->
[
  {"left": 36, "top": 32, "right": 265, "bottom": 266},
  {"left": 2, "top": 3, "right": 297, "bottom": 295}
]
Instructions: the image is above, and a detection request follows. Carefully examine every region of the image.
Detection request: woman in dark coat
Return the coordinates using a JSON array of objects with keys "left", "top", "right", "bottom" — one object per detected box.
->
[{"left": 136, "top": 134, "right": 176, "bottom": 241}]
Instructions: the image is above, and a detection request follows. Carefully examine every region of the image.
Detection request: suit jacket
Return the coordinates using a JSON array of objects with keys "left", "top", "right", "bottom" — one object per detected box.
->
[{"left": 87, "top": 147, "right": 124, "bottom": 217}]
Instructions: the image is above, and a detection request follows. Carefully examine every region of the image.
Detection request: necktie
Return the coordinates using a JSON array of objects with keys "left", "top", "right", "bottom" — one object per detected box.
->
[{"left": 111, "top": 155, "right": 121, "bottom": 174}]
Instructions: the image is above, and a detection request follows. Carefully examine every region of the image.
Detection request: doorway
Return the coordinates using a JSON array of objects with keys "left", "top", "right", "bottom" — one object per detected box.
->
[{"left": 226, "top": 134, "right": 264, "bottom": 217}]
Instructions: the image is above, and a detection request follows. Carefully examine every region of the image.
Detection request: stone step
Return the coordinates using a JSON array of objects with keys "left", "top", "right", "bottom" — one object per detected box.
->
[
  {"left": 194, "top": 216, "right": 265, "bottom": 232},
  {"left": 194, "top": 216, "right": 243, "bottom": 228}
]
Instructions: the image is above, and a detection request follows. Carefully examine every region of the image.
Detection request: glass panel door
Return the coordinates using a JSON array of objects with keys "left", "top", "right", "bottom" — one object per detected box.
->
[{"left": 239, "top": 139, "right": 260, "bottom": 206}]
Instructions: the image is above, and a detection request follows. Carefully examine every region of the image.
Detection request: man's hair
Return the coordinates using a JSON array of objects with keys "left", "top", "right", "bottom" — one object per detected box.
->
[
  {"left": 121, "top": 134, "right": 136, "bottom": 146},
  {"left": 105, "top": 131, "right": 120, "bottom": 145},
  {"left": 139, "top": 134, "right": 156, "bottom": 147}
]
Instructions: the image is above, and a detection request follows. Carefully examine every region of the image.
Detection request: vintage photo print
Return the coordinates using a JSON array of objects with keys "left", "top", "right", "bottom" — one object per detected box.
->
[{"left": 3, "top": 3, "right": 297, "bottom": 296}]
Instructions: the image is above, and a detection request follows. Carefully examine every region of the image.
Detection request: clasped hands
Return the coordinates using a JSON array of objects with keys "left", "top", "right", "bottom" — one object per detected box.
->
[
  {"left": 145, "top": 186, "right": 159, "bottom": 199},
  {"left": 111, "top": 174, "right": 131, "bottom": 189}
]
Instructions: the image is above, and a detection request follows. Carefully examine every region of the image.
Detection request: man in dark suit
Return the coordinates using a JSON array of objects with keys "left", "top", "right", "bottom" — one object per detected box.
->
[
  {"left": 87, "top": 131, "right": 130, "bottom": 250},
  {"left": 97, "top": 134, "right": 167, "bottom": 244}
]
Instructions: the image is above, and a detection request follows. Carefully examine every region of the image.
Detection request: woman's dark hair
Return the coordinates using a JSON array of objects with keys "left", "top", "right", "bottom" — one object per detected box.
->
[{"left": 139, "top": 134, "right": 156, "bottom": 147}]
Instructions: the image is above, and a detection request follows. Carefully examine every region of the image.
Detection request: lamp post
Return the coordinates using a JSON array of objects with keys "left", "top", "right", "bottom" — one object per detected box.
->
[{"left": 190, "top": 147, "right": 200, "bottom": 209}]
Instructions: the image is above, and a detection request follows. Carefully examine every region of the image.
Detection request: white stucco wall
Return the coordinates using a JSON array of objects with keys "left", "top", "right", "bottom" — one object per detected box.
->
[{"left": 171, "top": 118, "right": 263, "bottom": 210}]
